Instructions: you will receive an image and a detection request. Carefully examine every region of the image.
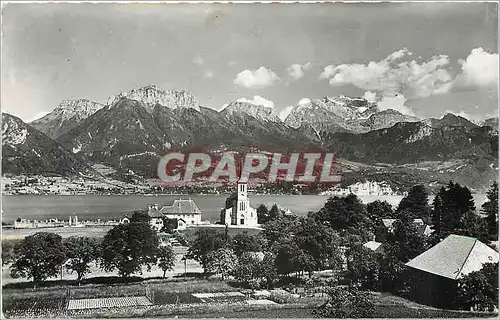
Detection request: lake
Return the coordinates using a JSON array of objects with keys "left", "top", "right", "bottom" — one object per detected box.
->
[{"left": 1, "top": 194, "right": 488, "bottom": 223}]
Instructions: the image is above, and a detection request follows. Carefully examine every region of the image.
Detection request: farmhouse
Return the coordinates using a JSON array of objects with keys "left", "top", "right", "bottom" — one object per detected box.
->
[
  {"left": 405, "top": 234, "right": 499, "bottom": 308},
  {"left": 147, "top": 199, "right": 202, "bottom": 231},
  {"left": 220, "top": 180, "right": 258, "bottom": 227}
]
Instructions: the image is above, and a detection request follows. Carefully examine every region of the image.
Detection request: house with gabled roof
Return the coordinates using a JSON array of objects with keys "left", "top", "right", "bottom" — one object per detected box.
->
[
  {"left": 147, "top": 199, "right": 202, "bottom": 231},
  {"left": 405, "top": 234, "right": 498, "bottom": 308}
]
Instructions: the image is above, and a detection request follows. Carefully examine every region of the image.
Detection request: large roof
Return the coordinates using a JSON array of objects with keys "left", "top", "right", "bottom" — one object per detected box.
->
[
  {"left": 406, "top": 234, "right": 499, "bottom": 280},
  {"left": 159, "top": 199, "right": 202, "bottom": 215}
]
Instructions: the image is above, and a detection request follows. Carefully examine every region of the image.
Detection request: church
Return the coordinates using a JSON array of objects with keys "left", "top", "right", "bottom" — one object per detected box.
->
[{"left": 220, "top": 180, "right": 258, "bottom": 227}]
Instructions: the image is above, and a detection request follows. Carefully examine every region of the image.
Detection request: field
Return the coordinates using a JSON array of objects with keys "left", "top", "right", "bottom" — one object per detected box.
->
[{"left": 3, "top": 275, "right": 498, "bottom": 319}]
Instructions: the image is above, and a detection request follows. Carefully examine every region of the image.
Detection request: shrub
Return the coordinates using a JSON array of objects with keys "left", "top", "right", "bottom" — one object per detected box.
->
[{"left": 313, "top": 285, "right": 375, "bottom": 318}]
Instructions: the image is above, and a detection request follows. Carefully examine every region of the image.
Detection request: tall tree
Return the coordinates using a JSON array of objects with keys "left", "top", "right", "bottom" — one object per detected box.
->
[
  {"left": 63, "top": 236, "right": 100, "bottom": 285},
  {"left": 345, "top": 244, "right": 380, "bottom": 290},
  {"left": 438, "top": 181, "right": 476, "bottom": 235},
  {"left": 256, "top": 204, "right": 270, "bottom": 224},
  {"left": 387, "top": 213, "right": 426, "bottom": 263},
  {"left": 186, "top": 228, "right": 227, "bottom": 274},
  {"left": 268, "top": 204, "right": 282, "bottom": 221},
  {"left": 157, "top": 245, "right": 176, "bottom": 278},
  {"left": 101, "top": 222, "right": 159, "bottom": 277},
  {"left": 482, "top": 182, "right": 498, "bottom": 239},
  {"left": 397, "top": 185, "right": 431, "bottom": 221},
  {"left": 10, "top": 232, "right": 66, "bottom": 287},
  {"left": 431, "top": 188, "right": 445, "bottom": 236}
]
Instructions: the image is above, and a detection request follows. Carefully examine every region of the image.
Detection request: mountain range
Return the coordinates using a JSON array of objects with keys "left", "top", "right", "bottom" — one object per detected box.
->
[{"left": 2, "top": 85, "right": 498, "bottom": 191}]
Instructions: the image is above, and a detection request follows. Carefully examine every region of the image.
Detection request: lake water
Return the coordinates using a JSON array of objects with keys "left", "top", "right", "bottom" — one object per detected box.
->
[{"left": 1, "top": 194, "right": 488, "bottom": 223}]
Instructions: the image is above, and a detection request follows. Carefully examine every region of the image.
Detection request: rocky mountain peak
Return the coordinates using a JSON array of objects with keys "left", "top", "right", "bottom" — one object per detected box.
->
[
  {"left": 220, "top": 101, "right": 281, "bottom": 122},
  {"left": 106, "top": 85, "right": 200, "bottom": 112},
  {"left": 2, "top": 113, "right": 29, "bottom": 146},
  {"left": 53, "top": 99, "right": 104, "bottom": 121}
]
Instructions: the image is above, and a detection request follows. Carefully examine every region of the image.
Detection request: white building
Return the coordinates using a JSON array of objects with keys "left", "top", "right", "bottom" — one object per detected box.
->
[
  {"left": 147, "top": 199, "right": 202, "bottom": 231},
  {"left": 220, "top": 181, "right": 258, "bottom": 227}
]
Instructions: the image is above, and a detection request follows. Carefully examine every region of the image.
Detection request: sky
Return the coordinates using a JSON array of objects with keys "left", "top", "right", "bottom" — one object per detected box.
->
[{"left": 2, "top": 2, "right": 499, "bottom": 123}]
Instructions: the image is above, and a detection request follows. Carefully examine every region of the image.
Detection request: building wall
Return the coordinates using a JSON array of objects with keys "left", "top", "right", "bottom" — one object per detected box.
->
[
  {"left": 164, "top": 214, "right": 201, "bottom": 226},
  {"left": 150, "top": 217, "right": 164, "bottom": 231}
]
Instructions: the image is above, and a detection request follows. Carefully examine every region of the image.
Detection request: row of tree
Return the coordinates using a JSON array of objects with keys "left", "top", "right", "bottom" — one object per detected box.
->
[{"left": 8, "top": 211, "right": 177, "bottom": 287}]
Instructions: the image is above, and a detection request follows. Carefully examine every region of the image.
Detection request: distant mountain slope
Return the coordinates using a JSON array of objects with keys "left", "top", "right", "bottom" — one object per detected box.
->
[
  {"left": 323, "top": 121, "right": 498, "bottom": 164},
  {"left": 2, "top": 113, "right": 92, "bottom": 176},
  {"left": 56, "top": 97, "right": 318, "bottom": 177},
  {"left": 424, "top": 113, "right": 478, "bottom": 129},
  {"left": 30, "top": 99, "right": 104, "bottom": 139}
]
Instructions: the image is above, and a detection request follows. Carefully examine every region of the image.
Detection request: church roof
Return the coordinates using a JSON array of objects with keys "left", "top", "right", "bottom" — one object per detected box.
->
[{"left": 406, "top": 234, "right": 499, "bottom": 280}]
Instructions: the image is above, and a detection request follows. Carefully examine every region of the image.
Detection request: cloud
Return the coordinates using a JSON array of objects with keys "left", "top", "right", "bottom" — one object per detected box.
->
[
  {"left": 279, "top": 106, "right": 294, "bottom": 121},
  {"left": 362, "top": 91, "right": 377, "bottom": 103},
  {"left": 377, "top": 93, "right": 414, "bottom": 116},
  {"left": 237, "top": 95, "right": 275, "bottom": 109},
  {"left": 298, "top": 98, "right": 311, "bottom": 105},
  {"left": 204, "top": 71, "right": 214, "bottom": 78},
  {"left": 193, "top": 57, "right": 204, "bottom": 65},
  {"left": 228, "top": 61, "right": 236, "bottom": 67},
  {"left": 286, "top": 63, "right": 311, "bottom": 81},
  {"left": 320, "top": 48, "right": 452, "bottom": 99},
  {"left": 452, "top": 47, "right": 499, "bottom": 89},
  {"left": 233, "top": 66, "right": 279, "bottom": 89}
]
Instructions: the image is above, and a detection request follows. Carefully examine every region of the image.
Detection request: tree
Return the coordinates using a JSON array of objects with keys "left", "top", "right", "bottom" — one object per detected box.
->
[
  {"left": 455, "top": 263, "right": 498, "bottom": 311},
  {"left": 257, "top": 204, "right": 270, "bottom": 224},
  {"left": 10, "top": 232, "right": 66, "bottom": 287},
  {"left": 397, "top": 185, "right": 431, "bottom": 222},
  {"left": 431, "top": 188, "right": 445, "bottom": 236},
  {"left": 2, "top": 240, "right": 19, "bottom": 267},
  {"left": 387, "top": 213, "right": 426, "bottom": 263},
  {"left": 232, "top": 252, "right": 262, "bottom": 286},
  {"left": 313, "top": 195, "right": 373, "bottom": 232},
  {"left": 482, "top": 182, "right": 498, "bottom": 239},
  {"left": 161, "top": 218, "right": 179, "bottom": 233},
  {"left": 367, "top": 200, "right": 394, "bottom": 220},
  {"left": 206, "top": 247, "right": 238, "bottom": 280},
  {"left": 262, "top": 215, "right": 299, "bottom": 246},
  {"left": 157, "top": 246, "right": 176, "bottom": 278},
  {"left": 313, "top": 285, "right": 375, "bottom": 318},
  {"left": 295, "top": 217, "right": 342, "bottom": 272},
  {"left": 439, "top": 181, "right": 476, "bottom": 235},
  {"left": 259, "top": 252, "right": 278, "bottom": 289},
  {"left": 268, "top": 204, "right": 282, "bottom": 221},
  {"left": 273, "top": 237, "right": 314, "bottom": 276},
  {"left": 186, "top": 228, "right": 227, "bottom": 274},
  {"left": 231, "top": 232, "right": 266, "bottom": 257},
  {"left": 63, "top": 236, "right": 100, "bottom": 284},
  {"left": 130, "top": 210, "right": 151, "bottom": 223},
  {"left": 101, "top": 222, "right": 159, "bottom": 277},
  {"left": 346, "top": 244, "right": 380, "bottom": 290},
  {"left": 456, "top": 211, "right": 489, "bottom": 243}
]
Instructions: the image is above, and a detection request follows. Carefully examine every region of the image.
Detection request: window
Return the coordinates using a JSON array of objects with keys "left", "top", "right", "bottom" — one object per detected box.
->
[{"left": 240, "top": 219, "right": 245, "bottom": 224}]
